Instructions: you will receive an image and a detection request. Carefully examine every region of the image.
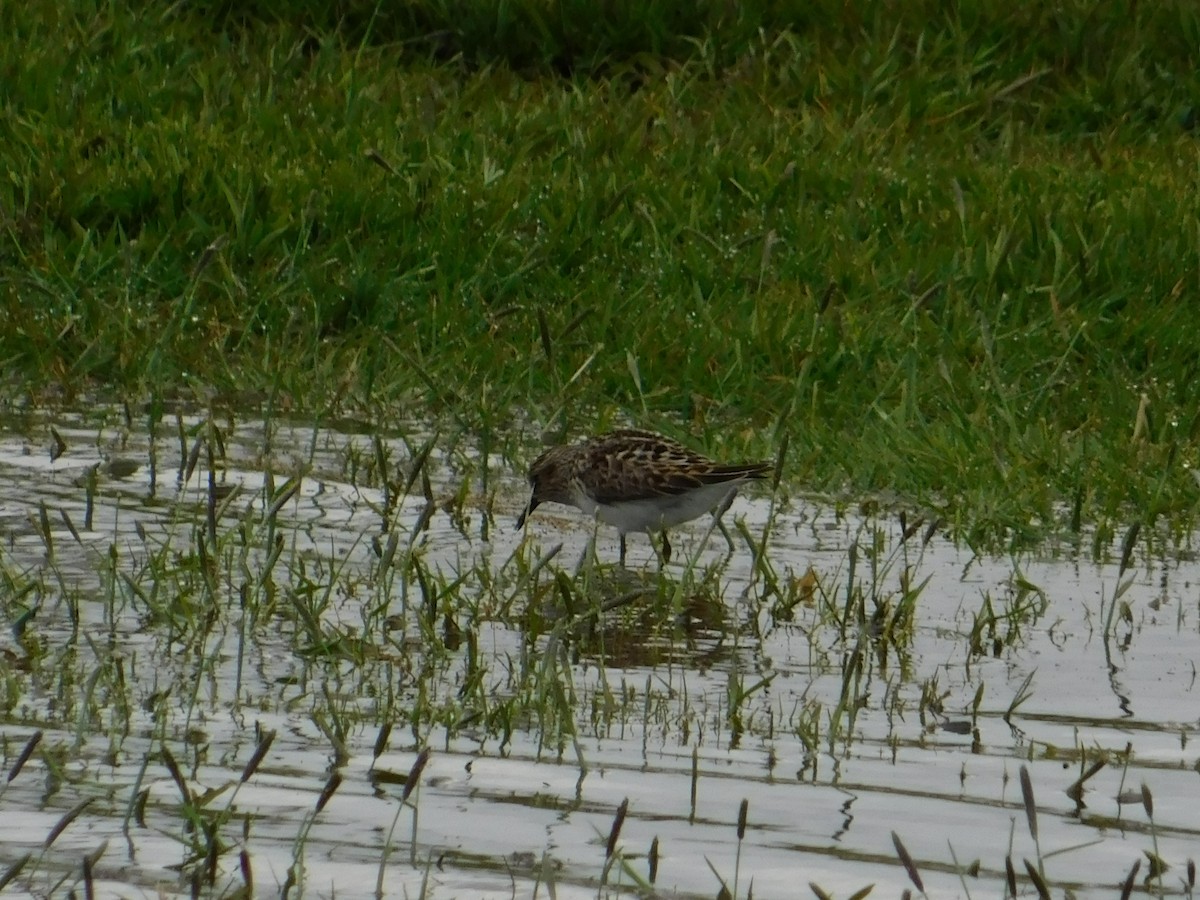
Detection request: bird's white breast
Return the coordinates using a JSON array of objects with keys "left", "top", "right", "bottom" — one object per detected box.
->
[{"left": 577, "top": 480, "right": 740, "bottom": 534}]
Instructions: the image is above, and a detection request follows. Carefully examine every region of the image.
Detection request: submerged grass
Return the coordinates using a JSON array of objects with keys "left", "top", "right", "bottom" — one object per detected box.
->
[
  {"left": 0, "top": 406, "right": 1196, "bottom": 895},
  {"left": 1, "top": 1, "right": 1200, "bottom": 540}
]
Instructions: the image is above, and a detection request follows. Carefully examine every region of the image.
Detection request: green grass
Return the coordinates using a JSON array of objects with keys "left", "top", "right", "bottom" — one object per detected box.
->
[{"left": 3, "top": 0, "right": 1200, "bottom": 544}]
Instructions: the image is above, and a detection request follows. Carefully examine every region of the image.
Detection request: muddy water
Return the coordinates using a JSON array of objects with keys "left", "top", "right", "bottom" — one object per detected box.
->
[{"left": 0, "top": 409, "right": 1197, "bottom": 898}]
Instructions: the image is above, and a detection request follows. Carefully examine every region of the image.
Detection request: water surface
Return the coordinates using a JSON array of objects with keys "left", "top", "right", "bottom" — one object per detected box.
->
[{"left": 0, "top": 408, "right": 1196, "bottom": 898}]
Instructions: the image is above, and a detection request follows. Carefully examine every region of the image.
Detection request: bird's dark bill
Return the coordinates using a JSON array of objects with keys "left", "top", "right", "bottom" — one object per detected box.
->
[{"left": 516, "top": 497, "right": 540, "bottom": 530}]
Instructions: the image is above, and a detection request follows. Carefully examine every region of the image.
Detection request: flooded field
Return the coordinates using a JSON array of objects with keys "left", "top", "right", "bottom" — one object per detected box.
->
[{"left": 0, "top": 407, "right": 1197, "bottom": 898}]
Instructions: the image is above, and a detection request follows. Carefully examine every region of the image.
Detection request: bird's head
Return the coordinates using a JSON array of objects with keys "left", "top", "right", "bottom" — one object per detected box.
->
[{"left": 516, "top": 445, "right": 577, "bottom": 529}]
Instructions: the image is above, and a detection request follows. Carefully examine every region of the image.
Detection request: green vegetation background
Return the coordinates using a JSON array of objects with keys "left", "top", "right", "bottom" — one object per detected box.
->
[{"left": 3, "top": 0, "right": 1200, "bottom": 544}]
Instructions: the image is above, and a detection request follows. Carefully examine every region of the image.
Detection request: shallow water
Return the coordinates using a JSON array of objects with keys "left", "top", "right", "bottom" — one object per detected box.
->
[{"left": 0, "top": 408, "right": 1197, "bottom": 898}]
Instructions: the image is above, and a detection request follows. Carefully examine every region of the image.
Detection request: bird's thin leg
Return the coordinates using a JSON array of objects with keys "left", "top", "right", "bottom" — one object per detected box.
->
[
  {"left": 619, "top": 533, "right": 627, "bottom": 567},
  {"left": 714, "top": 488, "right": 738, "bottom": 555},
  {"left": 716, "top": 488, "right": 737, "bottom": 518},
  {"left": 717, "top": 519, "right": 736, "bottom": 555}
]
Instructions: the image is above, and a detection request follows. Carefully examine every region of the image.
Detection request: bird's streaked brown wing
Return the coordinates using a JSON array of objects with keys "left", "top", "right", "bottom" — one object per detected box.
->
[{"left": 579, "top": 431, "right": 768, "bottom": 503}]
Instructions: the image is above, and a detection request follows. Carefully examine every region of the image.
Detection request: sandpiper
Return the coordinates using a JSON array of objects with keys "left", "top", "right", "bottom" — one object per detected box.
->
[{"left": 517, "top": 429, "right": 771, "bottom": 564}]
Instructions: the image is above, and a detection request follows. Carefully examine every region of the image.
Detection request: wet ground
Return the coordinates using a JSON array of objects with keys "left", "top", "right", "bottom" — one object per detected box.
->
[{"left": 0, "top": 408, "right": 1197, "bottom": 898}]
